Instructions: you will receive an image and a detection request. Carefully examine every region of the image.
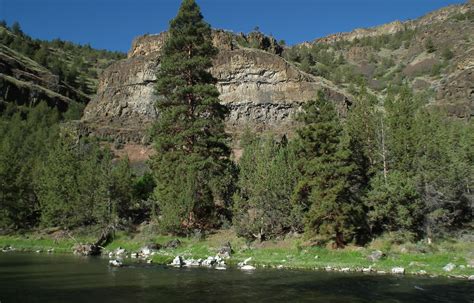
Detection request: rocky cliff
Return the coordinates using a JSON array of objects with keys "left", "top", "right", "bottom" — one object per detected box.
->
[{"left": 82, "top": 30, "right": 351, "bottom": 144}]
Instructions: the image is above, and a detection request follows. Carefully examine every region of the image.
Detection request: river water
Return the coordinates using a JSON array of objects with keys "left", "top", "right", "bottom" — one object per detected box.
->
[{"left": 0, "top": 253, "right": 472, "bottom": 302}]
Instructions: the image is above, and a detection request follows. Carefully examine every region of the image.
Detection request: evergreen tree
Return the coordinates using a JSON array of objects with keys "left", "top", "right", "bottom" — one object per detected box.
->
[
  {"left": 384, "top": 86, "right": 421, "bottom": 173},
  {"left": 33, "top": 46, "right": 49, "bottom": 67},
  {"left": 233, "top": 134, "right": 301, "bottom": 241},
  {"left": 293, "top": 92, "right": 366, "bottom": 247},
  {"left": 150, "top": 0, "right": 232, "bottom": 234},
  {"left": 346, "top": 86, "right": 379, "bottom": 175},
  {"left": 363, "top": 87, "right": 429, "bottom": 237},
  {"left": 109, "top": 158, "right": 134, "bottom": 222},
  {"left": 413, "top": 110, "right": 473, "bottom": 238},
  {"left": 35, "top": 137, "right": 81, "bottom": 228},
  {"left": 0, "top": 103, "right": 60, "bottom": 229},
  {"left": 365, "top": 170, "right": 423, "bottom": 236},
  {"left": 11, "top": 21, "right": 22, "bottom": 36}
]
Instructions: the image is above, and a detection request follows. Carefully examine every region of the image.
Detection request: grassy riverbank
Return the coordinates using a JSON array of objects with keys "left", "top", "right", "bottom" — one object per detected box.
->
[{"left": 1, "top": 230, "right": 473, "bottom": 278}]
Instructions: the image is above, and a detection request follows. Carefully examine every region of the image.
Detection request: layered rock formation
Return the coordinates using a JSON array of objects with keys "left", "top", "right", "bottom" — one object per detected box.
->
[
  {"left": 0, "top": 44, "right": 87, "bottom": 111},
  {"left": 82, "top": 30, "right": 350, "bottom": 143}
]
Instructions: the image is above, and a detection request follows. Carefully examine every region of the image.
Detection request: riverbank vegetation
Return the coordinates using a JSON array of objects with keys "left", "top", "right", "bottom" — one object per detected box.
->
[
  {"left": 1, "top": 229, "right": 473, "bottom": 277},
  {"left": 0, "top": 0, "right": 472, "bottom": 277}
]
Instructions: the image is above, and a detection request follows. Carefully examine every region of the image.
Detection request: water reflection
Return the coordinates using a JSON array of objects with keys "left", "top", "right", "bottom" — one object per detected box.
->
[{"left": 0, "top": 253, "right": 472, "bottom": 303}]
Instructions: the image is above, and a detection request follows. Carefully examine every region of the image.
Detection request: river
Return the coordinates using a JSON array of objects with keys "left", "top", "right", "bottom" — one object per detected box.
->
[{"left": 0, "top": 253, "right": 472, "bottom": 302}]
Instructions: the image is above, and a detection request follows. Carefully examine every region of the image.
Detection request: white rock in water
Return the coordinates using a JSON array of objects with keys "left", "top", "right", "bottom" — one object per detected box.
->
[
  {"left": 202, "top": 256, "right": 217, "bottom": 267},
  {"left": 109, "top": 259, "right": 123, "bottom": 267},
  {"left": 468, "top": 275, "right": 474, "bottom": 280},
  {"left": 362, "top": 267, "right": 372, "bottom": 273},
  {"left": 115, "top": 248, "right": 126, "bottom": 255},
  {"left": 240, "top": 265, "right": 256, "bottom": 270},
  {"left": 391, "top": 267, "right": 405, "bottom": 274},
  {"left": 184, "top": 259, "right": 201, "bottom": 267},
  {"left": 215, "top": 265, "right": 227, "bottom": 270},
  {"left": 171, "top": 256, "right": 183, "bottom": 267},
  {"left": 146, "top": 259, "right": 153, "bottom": 264},
  {"left": 277, "top": 265, "right": 284, "bottom": 269},
  {"left": 130, "top": 252, "right": 138, "bottom": 258},
  {"left": 443, "top": 263, "right": 456, "bottom": 272},
  {"left": 140, "top": 247, "right": 152, "bottom": 256}
]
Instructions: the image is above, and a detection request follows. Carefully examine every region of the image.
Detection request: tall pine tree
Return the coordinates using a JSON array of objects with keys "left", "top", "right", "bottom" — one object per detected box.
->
[
  {"left": 293, "top": 92, "right": 366, "bottom": 247},
  {"left": 150, "top": 0, "right": 232, "bottom": 234}
]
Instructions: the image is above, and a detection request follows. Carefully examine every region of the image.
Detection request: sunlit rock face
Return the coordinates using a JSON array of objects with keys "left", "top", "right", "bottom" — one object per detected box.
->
[{"left": 82, "top": 30, "right": 351, "bottom": 143}]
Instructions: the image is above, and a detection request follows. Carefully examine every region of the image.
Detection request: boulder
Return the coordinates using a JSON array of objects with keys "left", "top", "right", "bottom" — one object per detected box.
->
[
  {"left": 443, "top": 263, "right": 456, "bottom": 272},
  {"left": 362, "top": 267, "right": 373, "bottom": 273},
  {"left": 240, "top": 265, "right": 256, "bottom": 271},
  {"left": 367, "top": 250, "right": 384, "bottom": 262},
  {"left": 171, "top": 256, "right": 184, "bottom": 267},
  {"left": 218, "top": 242, "right": 233, "bottom": 259},
  {"left": 468, "top": 275, "right": 474, "bottom": 280},
  {"left": 183, "top": 259, "right": 202, "bottom": 267},
  {"left": 114, "top": 247, "right": 127, "bottom": 256},
  {"left": 391, "top": 267, "right": 405, "bottom": 274},
  {"left": 202, "top": 256, "right": 217, "bottom": 267},
  {"left": 109, "top": 259, "right": 123, "bottom": 267}
]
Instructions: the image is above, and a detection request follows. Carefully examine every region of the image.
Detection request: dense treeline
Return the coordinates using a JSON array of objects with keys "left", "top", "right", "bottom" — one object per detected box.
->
[
  {"left": 232, "top": 87, "right": 472, "bottom": 245},
  {"left": 0, "top": 0, "right": 472, "bottom": 247},
  {"left": 0, "top": 103, "right": 154, "bottom": 230},
  {"left": 0, "top": 20, "right": 125, "bottom": 94}
]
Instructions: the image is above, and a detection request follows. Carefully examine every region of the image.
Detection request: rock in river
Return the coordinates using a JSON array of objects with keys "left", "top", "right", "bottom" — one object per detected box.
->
[
  {"left": 391, "top": 267, "right": 405, "bottom": 275},
  {"left": 109, "top": 259, "right": 123, "bottom": 267},
  {"left": 171, "top": 256, "right": 184, "bottom": 267},
  {"left": 240, "top": 265, "right": 256, "bottom": 271}
]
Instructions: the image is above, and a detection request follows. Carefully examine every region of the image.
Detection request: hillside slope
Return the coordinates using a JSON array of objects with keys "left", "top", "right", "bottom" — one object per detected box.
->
[
  {"left": 0, "top": 22, "right": 125, "bottom": 112},
  {"left": 285, "top": 2, "right": 473, "bottom": 118}
]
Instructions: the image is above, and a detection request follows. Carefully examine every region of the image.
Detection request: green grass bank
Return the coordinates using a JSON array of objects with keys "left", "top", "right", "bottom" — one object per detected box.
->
[{"left": 1, "top": 230, "right": 473, "bottom": 279}]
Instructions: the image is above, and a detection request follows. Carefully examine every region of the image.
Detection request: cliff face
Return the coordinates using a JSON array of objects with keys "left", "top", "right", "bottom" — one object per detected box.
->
[{"left": 82, "top": 31, "right": 351, "bottom": 143}]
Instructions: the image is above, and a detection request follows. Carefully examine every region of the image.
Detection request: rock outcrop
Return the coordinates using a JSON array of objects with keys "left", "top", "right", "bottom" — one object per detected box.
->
[
  {"left": 82, "top": 30, "right": 351, "bottom": 143},
  {"left": 313, "top": 3, "right": 471, "bottom": 44},
  {"left": 303, "top": 3, "right": 474, "bottom": 118},
  {"left": 0, "top": 44, "right": 87, "bottom": 111}
]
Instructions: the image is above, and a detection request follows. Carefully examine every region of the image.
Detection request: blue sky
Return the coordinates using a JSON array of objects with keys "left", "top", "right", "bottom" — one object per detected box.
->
[{"left": 0, "top": 0, "right": 466, "bottom": 52}]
